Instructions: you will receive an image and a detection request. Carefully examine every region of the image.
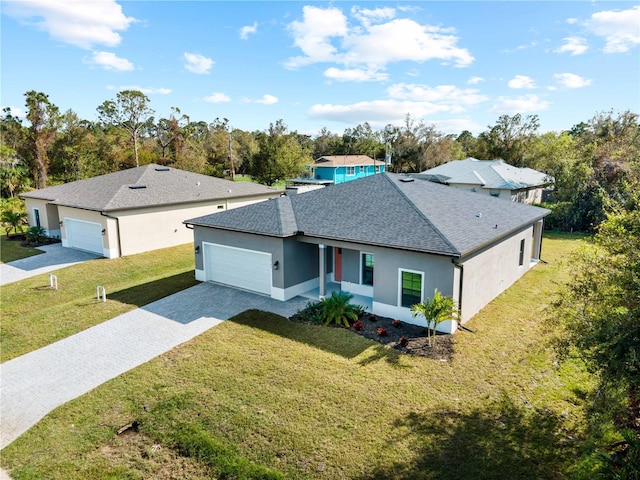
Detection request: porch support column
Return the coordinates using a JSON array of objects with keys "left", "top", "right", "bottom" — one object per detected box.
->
[
  {"left": 532, "top": 219, "right": 544, "bottom": 260},
  {"left": 319, "top": 244, "right": 326, "bottom": 299}
]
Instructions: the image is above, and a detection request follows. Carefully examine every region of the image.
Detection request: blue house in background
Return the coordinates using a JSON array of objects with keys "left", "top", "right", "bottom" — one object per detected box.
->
[{"left": 288, "top": 155, "right": 386, "bottom": 192}]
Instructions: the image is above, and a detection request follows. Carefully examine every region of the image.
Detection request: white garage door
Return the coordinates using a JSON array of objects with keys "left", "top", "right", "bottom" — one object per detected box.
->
[
  {"left": 204, "top": 243, "right": 272, "bottom": 295},
  {"left": 65, "top": 218, "right": 103, "bottom": 255}
]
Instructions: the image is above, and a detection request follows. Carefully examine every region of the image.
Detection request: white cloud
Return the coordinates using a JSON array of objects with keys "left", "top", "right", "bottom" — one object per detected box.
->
[
  {"left": 88, "top": 51, "right": 134, "bottom": 71},
  {"left": 554, "top": 73, "right": 592, "bottom": 88},
  {"left": 387, "top": 83, "right": 488, "bottom": 106},
  {"left": 324, "top": 67, "right": 388, "bottom": 82},
  {"left": 183, "top": 52, "right": 214, "bottom": 74},
  {"left": 240, "top": 21, "right": 257, "bottom": 40},
  {"left": 350, "top": 6, "right": 396, "bottom": 27},
  {"left": 204, "top": 92, "right": 231, "bottom": 103},
  {"left": 255, "top": 94, "right": 279, "bottom": 105},
  {"left": 111, "top": 85, "right": 171, "bottom": 95},
  {"left": 467, "top": 76, "right": 484, "bottom": 85},
  {"left": 585, "top": 5, "right": 640, "bottom": 53},
  {"left": 2, "top": 0, "right": 135, "bottom": 49},
  {"left": 508, "top": 75, "right": 536, "bottom": 89},
  {"left": 286, "top": 5, "right": 349, "bottom": 68},
  {"left": 555, "top": 37, "right": 589, "bottom": 55},
  {"left": 285, "top": 5, "right": 473, "bottom": 72},
  {"left": 489, "top": 94, "right": 550, "bottom": 114},
  {"left": 566, "top": 18, "right": 578, "bottom": 25},
  {"left": 308, "top": 99, "right": 453, "bottom": 125}
]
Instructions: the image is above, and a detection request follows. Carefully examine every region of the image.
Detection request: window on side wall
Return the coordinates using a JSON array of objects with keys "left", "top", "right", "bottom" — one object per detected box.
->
[
  {"left": 346, "top": 166, "right": 355, "bottom": 176},
  {"left": 400, "top": 270, "right": 423, "bottom": 307},
  {"left": 362, "top": 253, "right": 374, "bottom": 286},
  {"left": 359, "top": 166, "right": 364, "bottom": 174},
  {"left": 519, "top": 239, "right": 525, "bottom": 266}
]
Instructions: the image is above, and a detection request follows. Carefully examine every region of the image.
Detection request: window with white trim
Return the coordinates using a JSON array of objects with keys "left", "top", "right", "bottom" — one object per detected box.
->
[
  {"left": 519, "top": 239, "right": 525, "bottom": 266},
  {"left": 33, "top": 208, "right": 41, "bottom": 228},
  {"left": 400, "top": 270, "right": 423, "bottom": 307},
  {"left": 361, "top": 253, "right": 374, "bottom": 286},
  {"left": 346, "top": 166, "right": 355, "bottom": 176}
]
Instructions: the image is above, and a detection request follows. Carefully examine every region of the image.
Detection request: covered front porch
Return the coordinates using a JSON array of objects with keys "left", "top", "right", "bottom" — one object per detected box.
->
[{"left": 299, "top": 281, "right": 373, "bottom": 312}]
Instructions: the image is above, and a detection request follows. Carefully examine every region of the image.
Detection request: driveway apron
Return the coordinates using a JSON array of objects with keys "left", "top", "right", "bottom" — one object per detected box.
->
[
  {"left": 0, "top": 282, "right": 309, "bottom": 450},
  {"left": 0, "top": 244, "right": 100, "bottom": 286}
]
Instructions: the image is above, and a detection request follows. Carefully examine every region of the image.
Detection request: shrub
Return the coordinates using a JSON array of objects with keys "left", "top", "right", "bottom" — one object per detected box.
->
[
  {"left": 352, "top": 304, "right": 367, "bottom": 319},
  {"left": 377, "top": 327, "right": 388, "bottom": 337},
  {"left": 392, "top": 319, "right": 401, "bottom": 328},
  {"left": 399, "top": 336, "right": 409, "bottom": 346},
  {"left": 353, "top": 320, "right": 363, "bottom": 331},
  {"left": 293, "top": 301, "right": 324, "bottom": 324},
  {"left": 25, "top": 225, "right": 48, "bottom": 246},
  {"left": 321, "top": 291, "right": 359, "bottom": 328}
]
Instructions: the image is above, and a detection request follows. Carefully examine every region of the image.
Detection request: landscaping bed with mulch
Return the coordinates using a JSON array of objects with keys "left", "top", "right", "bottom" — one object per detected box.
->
[{"left": 289, "top": 308, "right": 454, "bottom": 361}]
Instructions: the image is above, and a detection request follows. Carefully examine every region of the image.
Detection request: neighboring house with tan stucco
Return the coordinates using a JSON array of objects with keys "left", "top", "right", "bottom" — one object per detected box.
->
[{"left": 20, "top": 164, "right": 280, "bottom": 258}]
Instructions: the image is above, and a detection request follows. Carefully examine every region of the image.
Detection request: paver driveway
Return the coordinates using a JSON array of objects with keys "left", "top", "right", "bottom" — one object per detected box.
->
[
  {"left": 0, "top": 243, "right": 100, "bottom": 286},
  {"left": 0, "top": 282, "right": 309, "bottom": 449}
]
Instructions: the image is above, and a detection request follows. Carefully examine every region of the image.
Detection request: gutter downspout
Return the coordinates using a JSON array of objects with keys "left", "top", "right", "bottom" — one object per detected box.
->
[
  {"left": 452, "top": 259, "right": 464, "bottom": 321},
  {"left": 100, "top": 211, "right": 122, "bottom": 258}
]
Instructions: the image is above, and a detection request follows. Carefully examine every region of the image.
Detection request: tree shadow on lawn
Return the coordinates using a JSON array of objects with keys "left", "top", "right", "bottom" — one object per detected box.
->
[
  {"left": 106, "top": 271, "right": 198, "bottom": 308},
  {"left": 357, "top": 394, "right": 578, "bottom": 480},
  {"left": 230, "top": 310, "right": 406, "bottom": 364}
]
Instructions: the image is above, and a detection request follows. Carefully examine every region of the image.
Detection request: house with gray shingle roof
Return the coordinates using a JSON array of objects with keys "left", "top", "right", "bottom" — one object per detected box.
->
[
  {"left": 20, "top": 164, "right": 280, "bottom": 258},
  {"left": 185, "top": 173, "right": 549, "bottom": 332},
  {"left": 415, "top": 157, "right": 551, "bottom": 204}
]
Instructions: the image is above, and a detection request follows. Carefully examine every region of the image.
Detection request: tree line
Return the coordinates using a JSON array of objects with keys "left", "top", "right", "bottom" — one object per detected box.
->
[{"left": 1, "top": 89, "right": 639, "bottom": 233}]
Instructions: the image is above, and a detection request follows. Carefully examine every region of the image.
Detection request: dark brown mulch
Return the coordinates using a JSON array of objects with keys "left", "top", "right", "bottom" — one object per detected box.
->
[{"left": 289, "top": 312, "right": 454, "bottom": 361}]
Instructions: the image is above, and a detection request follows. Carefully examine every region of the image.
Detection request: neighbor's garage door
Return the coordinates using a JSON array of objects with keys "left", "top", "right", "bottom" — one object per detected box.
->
[
  {"left": 65, "top": 218, "right": 103, "bottom": 255},
  {"left": 204, "top": 243, "right": 272, "bottom": 295}
]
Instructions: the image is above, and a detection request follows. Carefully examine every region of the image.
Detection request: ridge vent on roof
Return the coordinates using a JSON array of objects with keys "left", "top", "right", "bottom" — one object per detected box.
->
[
  {"left": 155, "top": 167, "right": 170, "bottom": 171},
  {"left": 129, "top": 184, "right": 147, "bottom": 189}
]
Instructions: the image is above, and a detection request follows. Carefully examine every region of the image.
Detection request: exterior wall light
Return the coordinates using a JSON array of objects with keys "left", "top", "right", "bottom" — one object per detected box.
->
[
  {"left": 101, "top": 229, "right": 106, "bottom": 235},
  {"left": 273, "top": 260, "right": 279, "bottom": 270},
  {"left": 195, "top": 245, "right": 200, "bottom": 254}
]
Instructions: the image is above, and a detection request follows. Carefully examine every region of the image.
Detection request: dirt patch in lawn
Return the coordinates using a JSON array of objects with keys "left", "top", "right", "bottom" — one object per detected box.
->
[{"left": 289, "top": 312, "right": 455, "bottom": 361}]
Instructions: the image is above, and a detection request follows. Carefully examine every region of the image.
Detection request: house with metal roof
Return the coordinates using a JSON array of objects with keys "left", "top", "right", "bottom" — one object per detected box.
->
[
  {"left": 415, "top": 157, "right": 550, "bottom": 204},
  {"left": 185, "top": 173, "right": 550, "bottom": 332},
  {"left": 287, "top": 155, "right": 386, "bottom": 191},
  {"left": 20, "top": 164, "right": 280, "bottom": 258}
]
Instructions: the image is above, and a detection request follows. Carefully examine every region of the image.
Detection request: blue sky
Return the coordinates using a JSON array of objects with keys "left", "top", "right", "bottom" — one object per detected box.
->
[{"left": 2, "top": 1, "right": 638, "bottom": 136}]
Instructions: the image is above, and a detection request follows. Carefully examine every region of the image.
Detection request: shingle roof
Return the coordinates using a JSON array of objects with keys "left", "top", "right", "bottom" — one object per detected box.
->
[
  {"left": 417, "top": 157, "right": 549, "bottom": 190},
  {"left": 314, "top": 155, "right": 386, "bottom": 167},
  {"left": 186, "top": 173, "right": 550, "bottom": 258},
  {"left": 20, "top": 164, "right": 279, "bottom": 211}
]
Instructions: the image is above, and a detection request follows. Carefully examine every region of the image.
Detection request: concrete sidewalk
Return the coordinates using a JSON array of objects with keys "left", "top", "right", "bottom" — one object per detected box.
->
[
  {"left": 0, "top": 282, "right": 309, "bottom": 450},
  {"left": 0, "top": 243, "right": 99, "bottom": 286}
]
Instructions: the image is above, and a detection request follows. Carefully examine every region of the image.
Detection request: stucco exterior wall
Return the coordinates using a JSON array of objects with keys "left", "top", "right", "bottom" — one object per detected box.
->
[
  {"left": 57, "top": 206, "right": 111, "bottom": 256},
  {"left": 458, "top": 225, "right": 534, "bottom": 322},
  {"left": 24, "top": 198, "right": 61, "bottom": 237}
]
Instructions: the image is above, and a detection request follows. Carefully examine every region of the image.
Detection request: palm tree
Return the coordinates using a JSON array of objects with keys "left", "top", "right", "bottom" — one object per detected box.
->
[
  {"left": 1, "top": 209, "right": 27, "bottom": 237},
  {"left": 321, "top": 291, "right": 359, "bottom": 328},
  {"left": 410, "top": 289, "right": 460, "bottom": 346}
]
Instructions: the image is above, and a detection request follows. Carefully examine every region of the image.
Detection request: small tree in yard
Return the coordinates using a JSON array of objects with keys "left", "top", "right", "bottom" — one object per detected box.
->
[
  {"left": 1, "top": 209, "right": 27, "bottom": 237},
  {"left": 321, "top": 291, "right": 359, "bottom": 328},
  {"left": 410, "top": 289, "right": 459, "bottom": 347},
  {"left": 25, "top": 225, "right": 47, "bottom": 246}
]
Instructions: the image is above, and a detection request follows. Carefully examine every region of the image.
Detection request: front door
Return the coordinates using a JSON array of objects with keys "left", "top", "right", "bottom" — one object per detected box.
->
[{"left": 334, "top": 247, "right": 342, "bottom": 282}]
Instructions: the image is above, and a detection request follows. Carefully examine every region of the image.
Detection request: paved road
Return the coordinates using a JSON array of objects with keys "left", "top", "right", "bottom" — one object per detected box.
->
[
  {"left": 0, "top": 243, "right": 99, "bottom": 286},
  {"left": 0, "top": 282, "right": 309, "bottom": 450}
]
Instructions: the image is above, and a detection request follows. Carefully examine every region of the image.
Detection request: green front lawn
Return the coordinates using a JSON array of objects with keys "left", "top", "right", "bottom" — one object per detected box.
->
[
  {"left": 1, "top": 232, "right": 597, "bottom": 479},
  {"left": 0, "top": 243, "right": 198, "bottom": 362},
  {"left": 0, "top": 234, "right": 43, "bottom": 264}
]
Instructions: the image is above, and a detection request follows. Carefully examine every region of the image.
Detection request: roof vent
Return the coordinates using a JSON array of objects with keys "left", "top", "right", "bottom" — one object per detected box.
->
[
  {"left": 476, "top": 212, "right": 482, "bottom": 218},
  {"left": 399, "top": 177, "right": 414, "bottom": 183},
  {"left": 129, "top": 185, "right": 147, "bottom": 189},
  {"left": 155, "top": 167, "right": 170, "bottom": 171}
]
